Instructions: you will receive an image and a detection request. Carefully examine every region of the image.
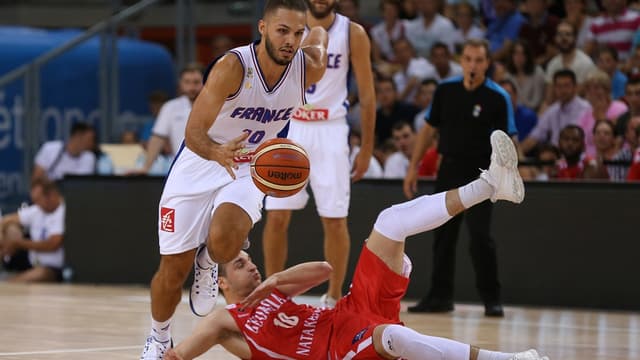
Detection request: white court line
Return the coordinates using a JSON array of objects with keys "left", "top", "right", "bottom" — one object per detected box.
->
[{"left": 0, "top": 345, "right": 139, "bottom": 356}]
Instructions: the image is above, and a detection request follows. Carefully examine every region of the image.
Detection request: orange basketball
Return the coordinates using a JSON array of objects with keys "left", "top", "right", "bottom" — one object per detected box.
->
[{"left": 250, "top": 138, "right": 310, "bottom": 198}]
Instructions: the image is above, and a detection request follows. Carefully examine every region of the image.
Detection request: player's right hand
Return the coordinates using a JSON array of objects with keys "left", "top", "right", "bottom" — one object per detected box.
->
[
  {"left": 403, "top": 168, "right": 418, "bottom": 199},
  {"left": 213, "top": 132, "right": 249, "bottom": 180}
]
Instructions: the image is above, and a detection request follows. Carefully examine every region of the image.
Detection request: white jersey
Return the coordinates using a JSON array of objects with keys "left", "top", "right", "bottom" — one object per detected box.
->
[
  {"left": 208, "top": 43, "right": 306, "bottom": 152},
  {"left": 292, "top": 14, "right": 350, "bottom": 124},
  {"left": 18, "top": 203, "right": 65, "bottom": 268}
]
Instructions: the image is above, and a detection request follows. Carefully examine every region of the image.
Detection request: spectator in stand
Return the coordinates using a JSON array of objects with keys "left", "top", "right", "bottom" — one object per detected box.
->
[
  {"left": 370, "top": 0, "right": 406, "bottom": 63},
  {"left": 622, "top": 45, "right": 640, "bottom": 78},
  {"left": 450, "top": 2, "right": 486, "bottom": 56},
  {"left": 404, "top": 0, "right": 456, "bottom": 58},
  {"left": 564, "top": 0, "right": 594, "bottom": 49},
  {"left": 413, "top": 78, "right": 439, "bottom": 132},
  {"left": 0, "top": 180, "right": 65, "bottom": 282},
  {"left": 543, "top": 21, "right": 596, "bottom": 105},
  {"left": 424, "top": 42, "right": 464, "bottom": 82},
  {"left": 610, "top": 115, "right": 640, "bottom": 180},
  {"left": 583, "top": 0, "right": 640, "bottom": 61},
  {"left": 138, "top": 90, "right": 170, "bottom": 143},
  {"left": 485, "top": 0, "right": 526, "bottom": 62},
  {"left": 211, "top": 34, "right": 233, "bottom": 60},
  {"left": 31, "top": 122, "right": 96, "bottom": 182},
  {"left": 392, "top": 38, "right": 433, "bottom": 102},
  {"left": 555, "top": 124, "right": 598, "bottom": 179},
  {"left": 525, "top": 143, "right": 560, "bottom": 180},
  {"left": 617, "top": 79, "right": 640, "bottom": 137},
  {"left": 135, "top": 63, "right": 203, "bottom": 175},
  {"left": 499, "top": 79, "right": 538, "bottom": 141},
  {"left": 417, "top": 132, "right": 440, "bottom": 177},
  {"left": 626, "top": 123, "right": 640, "bottom": 180},
  {"left": 504, "top": 40, "right": 546, "bottom": 110},
  {"left": 586, "top": 119, "right": 621, "bottom": 179},
  {"left": 578, "top": 69, "right": 628, "bottom": 156},
  {"left": 337, "top": 0, "right": 369, "bottom": 29},
  {"left": 400, "top": 0, "right": 418, "bottom": 20},
  {"left": 383, "top": 121, "right": 416, "bottom": 178},
  {"left": 596, "top": 46, "right": 629, "bottom": 99},
  {"left": 518, "top": 0, "right": 560, "bottom": 66},
  {"left": 520, "top": 69, "right": 591, "bottom": 155},
  {"left": 375, "top": 77, "right": 421, "bottom": 146},
  {"left": 349, "top": 129, "right": 383, "bottom": 179}
]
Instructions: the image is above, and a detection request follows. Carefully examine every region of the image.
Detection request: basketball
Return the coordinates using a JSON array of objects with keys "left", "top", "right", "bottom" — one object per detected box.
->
[{"left": 250, "top": 138, "right": 310, "bottom": 198}]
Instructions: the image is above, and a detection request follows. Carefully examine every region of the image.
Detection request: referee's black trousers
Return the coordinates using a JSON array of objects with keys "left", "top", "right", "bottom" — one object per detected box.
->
[{"left": 428, "top": 155, "right": 501, "bottom": 304}]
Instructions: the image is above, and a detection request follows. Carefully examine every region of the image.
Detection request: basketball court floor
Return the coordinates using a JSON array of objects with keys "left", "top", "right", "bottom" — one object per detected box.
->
[{"left": 0, "top": 283, "right": 638, "bottom": 359}]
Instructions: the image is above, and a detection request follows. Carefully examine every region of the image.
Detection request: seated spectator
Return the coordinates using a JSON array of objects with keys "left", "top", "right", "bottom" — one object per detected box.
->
[
  {"left": 583, "top": 0, "right": 640, "bottom": 61},
  {"left": 518, "top": 0, "right": 560, "bottom": 66},
  {"left": 627, "top": 124, "right": 640, "bottom": 180},
  {"left": 31, "top": 122, "right": 96, "bottom": 182},
  {"left": 423, "top": 42, "right": 463, "bottom": 82},
  {"left": 0, "top": 180, "right": 65, "bottom": 282},
  {"left": 616, "top": 78, "right": 640, "bottom": 137},
  {"left": 348, "top": 129, "right": 383, "bottom": 179},
  {"left": 211, "top": 34, "right": 233, "bottom": 60},
  {"left": 370, "top": 0, "right": 406, "bottom": 63},
  {"left": 391, "top": 38, "right": 432, "bottom": 102},
  {"left": 519, "top": 143, "right": 560, "bottom": 180},
  {"left": 544, "top": 21, "right": 596, "bottom": 104},
  {"left": 485, "top": 0, "right": 526, "bottom": 62},
  {"left": 404, "top": 0, "right": 456, "bottom": 57},
  {"left": 520, "top": 69, "right": 591, "bottom": 155},
  {"left": 138, "top": 90, "right": 170, "bottom": 143},
  {"left": 563, "top": 0, "right": 593, "bottom": 49},
  {"left": 611, "top": 115, "right": 640, "bottom": 180},
  {"left": 134, "top": 140, "right": 173, "bottom": 176},
  {"left": 596, "top": 46, "right": 628, "bottom": 99},
  {"left": 120, "top": 129, "right": 139, "bottom": 145},
  {"left": 555, "top": 125, "right": 598, "bottom": 179},
  {"left": 375, "top": 77, "right": 421, "bottom": 146},
  {"left": 337, "top": 0, "right": 368, "bottom": 29},
  {"left": 383, "top": 121, "right": 415, "bottom": 178},
  {"left": 413, "top": 78, "right": 439, "bottom": 132},
  {"left": 578, "top": 70, "right": 628, "bottom": 156},
  {"left": 505, "top": 40, "right": 546, "bottom": 110},
  {"left": 622, "top": 43, "right": 640, "bottom": 78},
  {"left": 417, "top": 133, "right": 440, "bottom": 177},
  {"left": 450, "top": 2, "right": 486, "bottom": 55},
  {"left": 499, "top": 78, "right": 538, "bottom": 141},
  {"left": 587, "top": 120, "right": 621, "bottom": 179}
]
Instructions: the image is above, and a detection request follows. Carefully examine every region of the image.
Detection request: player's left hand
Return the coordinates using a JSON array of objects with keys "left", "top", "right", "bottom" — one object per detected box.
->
[
  {"left": 351, "top": 150, "right": 372, "bottom": 182},
  {"left": 240, "top": 275, "right": 279, "bottom": 309}
]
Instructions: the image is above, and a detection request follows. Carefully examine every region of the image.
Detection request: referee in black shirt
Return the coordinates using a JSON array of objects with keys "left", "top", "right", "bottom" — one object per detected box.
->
[{"left": 403, "top": 39, "right": 517, "bottom": 317}]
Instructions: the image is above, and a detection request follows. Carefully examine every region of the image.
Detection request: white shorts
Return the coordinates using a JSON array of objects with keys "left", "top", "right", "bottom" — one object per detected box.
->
[
  {"left": 264, "top": 120, "right": 350, "bottom": 218},
  {"left": 157, "top": 145, "right": 264, "bottom": 255}
]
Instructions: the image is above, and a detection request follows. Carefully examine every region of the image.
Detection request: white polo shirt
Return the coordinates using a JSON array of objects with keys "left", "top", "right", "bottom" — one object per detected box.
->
[
  {"left": 18, "top": 202, "right": 66, "bottom": 269},
  {"left": 152, "top": 95, "right": 192, "bottom": 156},
  {"left": 34, "top": 141, "right": 96, "bottom": 180}
]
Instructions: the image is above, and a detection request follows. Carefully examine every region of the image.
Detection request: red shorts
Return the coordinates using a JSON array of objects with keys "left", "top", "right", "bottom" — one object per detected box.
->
[{"left": 329, "top": 244, "right": 410, "bottom": 359}]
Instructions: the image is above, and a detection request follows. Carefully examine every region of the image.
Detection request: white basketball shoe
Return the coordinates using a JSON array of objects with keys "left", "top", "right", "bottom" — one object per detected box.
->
[
  {"left": 189, "top": 244, "right": 219, "bottom": 317},
  {"left": 509, "top": 349, "right": 549, "bottom": 360},
  {"left": 140, "top": 336, "right": 172, "bottom": 360},
  {"left": 480, "top": 130, "right": 525, "bottom": 204}
]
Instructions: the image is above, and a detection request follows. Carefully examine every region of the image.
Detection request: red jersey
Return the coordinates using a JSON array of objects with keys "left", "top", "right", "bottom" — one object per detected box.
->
[
  {"left": 555, "top": 155, "right": 595, "bottom": 179},
  {"left": 227, "top": 290, "right": 335, "bottom": 360},
  {"left": 627, "top": 148, "right": 640, "bottom": 181}
]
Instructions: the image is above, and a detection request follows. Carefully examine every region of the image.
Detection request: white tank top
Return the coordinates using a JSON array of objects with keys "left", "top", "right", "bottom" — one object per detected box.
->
[
  {"left": 291, "top": 14, "right": 350, "bottom": 124},
  {"left": 208, "top": 42, "right": 306, "bottom": 152}
]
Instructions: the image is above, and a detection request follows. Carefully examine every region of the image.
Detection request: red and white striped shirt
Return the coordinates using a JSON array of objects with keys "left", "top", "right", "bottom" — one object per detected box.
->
[{"left": 587, "top": 9, "right": 640, "bottom": 60}]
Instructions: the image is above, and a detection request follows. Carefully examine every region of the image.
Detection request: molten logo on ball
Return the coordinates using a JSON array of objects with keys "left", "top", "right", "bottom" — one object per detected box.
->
[{"left": 250, "top": 138, "right": 310, "bottom": 198}]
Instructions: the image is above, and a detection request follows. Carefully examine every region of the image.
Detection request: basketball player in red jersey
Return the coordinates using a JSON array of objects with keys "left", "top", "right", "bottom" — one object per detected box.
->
[{"left": 166, "top": 131, "right": 549, "bottom": 360}]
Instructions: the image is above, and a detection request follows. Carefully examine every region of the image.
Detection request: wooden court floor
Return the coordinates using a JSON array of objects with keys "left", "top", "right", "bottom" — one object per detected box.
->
[{"left": 0, "top": 283, "right": 638, "bottom": 359}]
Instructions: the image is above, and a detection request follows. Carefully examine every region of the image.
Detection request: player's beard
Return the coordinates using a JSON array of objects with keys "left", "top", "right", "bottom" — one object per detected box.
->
[
  {"left": 265, "top": 34, "right": 293, "bottom": 66},
  {"left": 305, "top": 0, "right": 337, "bottom": 19}
]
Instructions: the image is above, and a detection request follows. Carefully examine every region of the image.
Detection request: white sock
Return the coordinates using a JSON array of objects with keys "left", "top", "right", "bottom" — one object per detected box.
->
[
  {"left": 151, "top": 316, "right": 172, "bottom": 342},
  {"left": 381, "top": 324, "right": 470, "bottom": 359},
  {"left": 458, "top": 178, "right": 493, "bottom": 209},
  {"left": 373, "top": 192, "right": 452, "bottom": 242},
  {"left": 477, "top": 349, "right": 514, "bottom": 360},
  {"left": 197, "top": 245, "right": 215, "bottom": 268}
]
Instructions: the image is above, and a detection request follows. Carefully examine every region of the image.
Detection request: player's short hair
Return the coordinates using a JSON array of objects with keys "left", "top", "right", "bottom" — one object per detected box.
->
[
  {"left": 461, "top": 38, "right": 490, "bottom": 59},
  {"left": 264, "top": 0, "right": 307, "bottom": 16}
]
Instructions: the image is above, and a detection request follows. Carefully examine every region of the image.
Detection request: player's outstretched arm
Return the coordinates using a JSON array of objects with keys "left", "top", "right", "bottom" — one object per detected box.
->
[
  {"left": 349, "top": 21, "right": 376, "bottom": 182},
  {"left": 241, "top": 261, "right": 332, "bottom": 308},
  {"left": 167, "top": 308, "right": 249, "bottom": 360},
  {"left": 301, "top": 26, "right": 328, "bottom": 88},
  {"left": 185, "top": 54, "right": 249, "bottom": 178}
]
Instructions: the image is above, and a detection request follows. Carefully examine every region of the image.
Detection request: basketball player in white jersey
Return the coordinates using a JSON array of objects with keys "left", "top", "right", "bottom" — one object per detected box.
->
[
  {"left": 140, "top": 1, "right": 328, "bottom": 358},
  {"left": 262, "top": 0, "right": 376, "bottom": 307}
]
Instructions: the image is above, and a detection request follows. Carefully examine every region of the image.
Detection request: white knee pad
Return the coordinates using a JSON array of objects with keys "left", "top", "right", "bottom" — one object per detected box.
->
[
  {"left": 381, "top": 325, "right": 470, "bottom": 360},
  {"left": 373, "top": 206, "right": 406, "bottom": 242}
]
